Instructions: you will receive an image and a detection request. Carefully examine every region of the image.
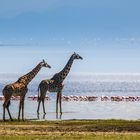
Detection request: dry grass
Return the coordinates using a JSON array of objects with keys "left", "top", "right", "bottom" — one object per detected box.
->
[{"left": 0, "top": 119, "right": 139, "bottom": 139}]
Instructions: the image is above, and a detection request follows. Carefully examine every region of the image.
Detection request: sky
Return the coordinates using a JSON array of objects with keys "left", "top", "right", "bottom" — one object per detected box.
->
[{"left": 0, "top": 0, "right": 140, "bottom": 75}]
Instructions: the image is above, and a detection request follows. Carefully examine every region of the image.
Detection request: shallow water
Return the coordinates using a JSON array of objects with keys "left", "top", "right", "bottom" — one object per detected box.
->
[
  {"left": 0, "top": 99, "right": 139, "bottom": 120},
  {"left": 0, "top": 74, "right": 140, "bottom": 120}
]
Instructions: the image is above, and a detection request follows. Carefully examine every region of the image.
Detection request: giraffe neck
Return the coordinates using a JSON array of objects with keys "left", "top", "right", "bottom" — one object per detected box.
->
[
  {"left": 18, "top": 62, "right": 42, "bottom": 85},
  {"left": 59, "top": 55, "right": 74, "bottom": 81}
]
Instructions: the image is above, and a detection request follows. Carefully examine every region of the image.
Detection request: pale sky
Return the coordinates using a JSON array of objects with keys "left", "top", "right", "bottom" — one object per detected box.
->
[{"left": 0, "top": 0, "right": 140, "bottom": 74}]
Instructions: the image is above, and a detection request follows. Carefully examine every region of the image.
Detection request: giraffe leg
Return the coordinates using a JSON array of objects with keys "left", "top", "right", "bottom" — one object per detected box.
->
[
  {"left": 59, "top": 91, "right": 62, "bottom": 114},
  {"left": 18, "top": 99, "right": 22, "bottom": 121},
  {"left": 6, "top": 104, "right": 13, "bottom": 121},
  {"left": 56, "top": 92, "right": 59, "bottom": 114},
  {"left": 21, "top": 98, "right": 25, "bottom": 121},
  {"left": 37, "top": 100, "right": 41, "bottom": 114},
  {"left": 3, "top": 106, "right": 5, "bottom": 121},
  {"left": 37, "top": 86, "right": 47, "bottom": 115},
  {"left": 3, "top": 99, "right": 12, "bottom": 121},
  {"left": 3, "top": 101, "right": 7, "bottom": 121},
  {"left": 42, "top": 99, "right": 46, "bottom": 114},
  {"left": 18, "top": 96, "right": 25, "bottom": 121},
  {"left": 37, "top": 97, "right": 41, "bottom": 119}
]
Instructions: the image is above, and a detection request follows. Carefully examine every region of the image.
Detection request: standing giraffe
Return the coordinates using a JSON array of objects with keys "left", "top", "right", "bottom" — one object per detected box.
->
[
  {"left": 3, "top": 60, "right": 51, "bottom": 121},
  {"left": 37, "top": 52, "right": 83, "bottom": 115}
]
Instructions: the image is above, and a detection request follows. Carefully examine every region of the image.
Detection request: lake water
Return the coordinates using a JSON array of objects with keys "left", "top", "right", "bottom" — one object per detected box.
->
[{"left": 0, "top": 73, "right": 140, "bottom": 120}]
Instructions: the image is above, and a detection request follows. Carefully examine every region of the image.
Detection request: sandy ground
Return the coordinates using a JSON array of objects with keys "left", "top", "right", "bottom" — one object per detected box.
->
[{"left": 0, "top": 125, "right": 139, "bottom": 136}]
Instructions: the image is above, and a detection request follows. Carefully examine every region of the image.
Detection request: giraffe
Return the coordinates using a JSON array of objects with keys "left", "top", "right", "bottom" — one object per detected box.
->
[
  {"left": 37, "top": 52, "right": 83, "bottom": 115},
  {"left": 3, "top": 60, "right": 51, "bottom": 121}
]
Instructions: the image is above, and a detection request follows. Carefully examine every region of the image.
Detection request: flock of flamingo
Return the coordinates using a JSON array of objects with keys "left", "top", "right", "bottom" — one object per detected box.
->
[{"left": 0, "top": 95, "right": 140, "bottom": 102}]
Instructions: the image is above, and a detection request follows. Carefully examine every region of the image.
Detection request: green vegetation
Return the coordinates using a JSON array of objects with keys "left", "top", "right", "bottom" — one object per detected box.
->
[
  {"left": 0, "top": 119, "right": 140, "bottom": 132},
  {"left": 0, "top": 133, "right": 140, "bottom": 140},
  {"left": 0, "top": 119, "right": 139, "bottom": 140}
]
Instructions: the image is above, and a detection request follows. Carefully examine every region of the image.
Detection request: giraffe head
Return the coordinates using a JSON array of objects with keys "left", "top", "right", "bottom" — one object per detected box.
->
[
  {"left": 41, "top": 59, "right": 51, "bottom": 68},
  {"left": 73, "top": 52, "right": 83, "bottom": 60}
]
